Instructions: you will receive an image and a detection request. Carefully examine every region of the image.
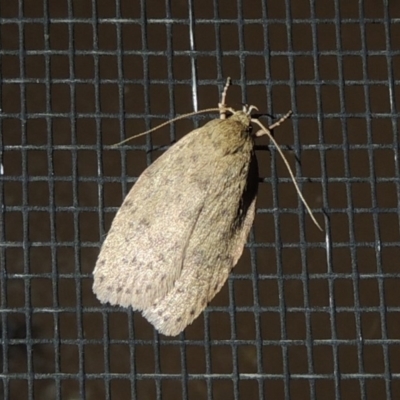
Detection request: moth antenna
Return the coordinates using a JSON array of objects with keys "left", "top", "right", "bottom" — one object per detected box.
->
[
  {"left": 114, "top": 78, "right": 236, "bottom": 146},
  {"left": 251, "top": 114, "right": 323, "bottom": 231},
  {"left": 113, "top": 107, "right": 223, "bottom": 146}
]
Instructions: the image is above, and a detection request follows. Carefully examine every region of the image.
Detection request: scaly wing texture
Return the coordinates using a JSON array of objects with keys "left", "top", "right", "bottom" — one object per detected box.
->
[
  {"left": 143, "top": 151, "right": 259, "bottom": 336},
  {"left": 94, "top": 112, "right": 259, "bottom": 336},
  {"left": 93, "top": 120, "right": 224, "bottom": 310}
]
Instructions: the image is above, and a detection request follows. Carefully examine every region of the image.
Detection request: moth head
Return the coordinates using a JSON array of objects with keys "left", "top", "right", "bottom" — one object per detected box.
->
[{"left": 226, "top": 104, "right": 259, "bottom": 136}]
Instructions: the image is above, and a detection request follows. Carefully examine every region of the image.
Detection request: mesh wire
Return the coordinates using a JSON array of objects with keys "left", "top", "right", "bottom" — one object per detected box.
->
[{"left": 1, "top": 0, "right": 400, "bottom": 399}]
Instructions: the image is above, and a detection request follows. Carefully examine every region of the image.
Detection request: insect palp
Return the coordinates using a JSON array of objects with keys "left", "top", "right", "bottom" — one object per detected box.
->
[{"left": 245, "top": 105, "right": 259, "bottom": 116}]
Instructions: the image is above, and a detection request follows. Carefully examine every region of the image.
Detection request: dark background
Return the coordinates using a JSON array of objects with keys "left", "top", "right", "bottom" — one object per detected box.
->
[{"left": 1, "top": 0, "right": 400, "bottom": 399}]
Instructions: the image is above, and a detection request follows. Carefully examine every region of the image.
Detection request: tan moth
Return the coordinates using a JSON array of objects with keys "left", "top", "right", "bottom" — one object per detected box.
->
[{"left": 93, "top": 78, "right": 321, "bottom": 336}]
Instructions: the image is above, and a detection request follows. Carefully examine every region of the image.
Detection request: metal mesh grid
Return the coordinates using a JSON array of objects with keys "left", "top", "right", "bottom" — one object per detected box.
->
[{"left": 1, "top": 0, "right": 400, "bottom": 399}]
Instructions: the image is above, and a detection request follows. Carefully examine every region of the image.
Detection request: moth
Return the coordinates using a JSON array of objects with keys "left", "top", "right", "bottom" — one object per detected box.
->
[{"left": 93, "top": 78, "right": 320, "bottom": 336}]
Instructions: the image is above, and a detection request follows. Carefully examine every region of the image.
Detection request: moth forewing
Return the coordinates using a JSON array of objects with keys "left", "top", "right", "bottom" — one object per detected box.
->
[
  {"left": 93, "top": 109, "right": 258, "bottom": 336},
  {"left": 93, "top": 78, "right": 314, "bottom": 336}
]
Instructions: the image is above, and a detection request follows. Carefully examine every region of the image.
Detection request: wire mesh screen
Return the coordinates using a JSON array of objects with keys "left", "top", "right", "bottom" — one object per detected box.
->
[{"left": 1, "top": 0, "right": 400, "bottom": 399}]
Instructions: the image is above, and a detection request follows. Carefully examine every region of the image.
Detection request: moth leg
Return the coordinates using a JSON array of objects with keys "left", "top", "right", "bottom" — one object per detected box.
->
[
  {"left": 267, "top": 110, "right": 293, "bottom": 130},
  {"left": 254, "top": 110, "right": 292, "bottom": 137},
  {"left": 218, "top": 77, "right": 231, "bottom": 120}
]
